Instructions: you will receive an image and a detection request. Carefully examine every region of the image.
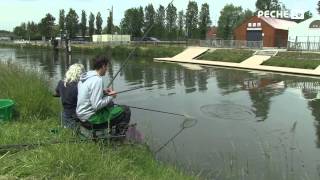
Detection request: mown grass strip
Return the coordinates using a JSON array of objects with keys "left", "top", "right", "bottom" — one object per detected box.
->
[
  {"left": 262, "top": 52, "right": 320, "bottom": 69},
  {"left": 198, "top": 49, "right": 254, "bottom": 63}
]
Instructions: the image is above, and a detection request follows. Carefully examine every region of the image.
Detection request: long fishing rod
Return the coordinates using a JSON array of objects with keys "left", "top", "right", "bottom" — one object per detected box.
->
[
  {"left": 115, "top": 104, "right": 193, "bottom": 118},
  {"left": 116, "top": 76, "right": 182, "bottom": 94},
  {"left": 107, "top": 0, "right": 175, "bottom": 88}
]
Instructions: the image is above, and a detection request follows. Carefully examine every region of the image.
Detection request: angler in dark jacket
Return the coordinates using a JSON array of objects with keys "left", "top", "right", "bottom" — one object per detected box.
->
[{"left": 54, "top": 63, "right": 85, "bottom": 130}]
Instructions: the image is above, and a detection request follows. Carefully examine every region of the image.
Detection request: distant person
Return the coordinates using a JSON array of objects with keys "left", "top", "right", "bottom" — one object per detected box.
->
[
  {"left": 76, "top": 55, "right": 131, "bottom": 135},
  {"left": 54, "top": 63, "right": 85, "bottom": 130}
]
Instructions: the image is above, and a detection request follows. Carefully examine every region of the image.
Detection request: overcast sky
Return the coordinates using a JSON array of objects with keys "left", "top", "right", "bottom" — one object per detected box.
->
[{"left": 0, "top": 0, "right": 318, "bottom": 31}]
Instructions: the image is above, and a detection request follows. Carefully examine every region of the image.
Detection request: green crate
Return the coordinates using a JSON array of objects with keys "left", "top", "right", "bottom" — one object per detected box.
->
[{"left": 0, "top": 99, "right": 15, "bottom": 121}]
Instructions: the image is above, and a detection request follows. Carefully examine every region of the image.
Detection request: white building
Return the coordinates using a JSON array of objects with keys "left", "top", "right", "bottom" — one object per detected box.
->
[
  {"left": 288, "top": 15, "right": 320, "bottom": 51},
  {"left": 92, "top": 34, "right": 131, "bottom": 43}
]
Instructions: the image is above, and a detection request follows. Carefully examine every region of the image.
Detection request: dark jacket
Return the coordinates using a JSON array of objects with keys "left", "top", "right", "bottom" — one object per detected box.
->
[{"left": 55, "top": 80, "right": 78, "bottom": 118}]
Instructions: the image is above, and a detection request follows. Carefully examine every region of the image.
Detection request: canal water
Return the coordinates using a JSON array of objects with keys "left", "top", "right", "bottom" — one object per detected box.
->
[{"left": 1, "top": 48, "right": 320, "bottom": 179}]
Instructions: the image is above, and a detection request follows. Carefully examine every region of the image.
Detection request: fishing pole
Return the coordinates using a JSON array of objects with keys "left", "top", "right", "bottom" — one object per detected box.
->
[
  {"left": 106, "top": 0, "right": 175, "bottom": 88},
  {"left": 116, "top": 76, "right": 182, "bottom": 94},
  {"left": 116, "top": 104, "right": 187, "bottom": 117}
]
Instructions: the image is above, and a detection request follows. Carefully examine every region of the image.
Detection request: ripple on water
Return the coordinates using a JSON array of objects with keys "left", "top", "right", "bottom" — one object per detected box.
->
[{"left": 200, "top": 102, "right": 255, "bottom": 121}]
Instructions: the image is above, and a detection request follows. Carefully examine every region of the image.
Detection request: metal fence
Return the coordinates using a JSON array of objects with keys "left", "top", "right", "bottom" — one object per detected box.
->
[
  {"left": 199, "top": 40, "right": 263, "bottom": 49},
  {"left": 287, "top": 41, "right": 320, "bottom": 52},
  {"left": 72, "top": 41, "right": 187, "bottom": 47}
]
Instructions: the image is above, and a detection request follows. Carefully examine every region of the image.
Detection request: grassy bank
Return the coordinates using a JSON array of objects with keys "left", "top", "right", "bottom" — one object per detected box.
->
[
  {"left": 262, "top": 51, "right": 320, "bottom": 69},
  {"left": 0, "top": 42, "right": 185, "bottom": 59},
  {"left": 72, "top": 45, "right": 185, "bottom": 58},
  {"left": 198, "top": 49, "right": 254, "bottom": 63},
  {"left": 0, "top": 62, "right": 194, "bottom": 179},
  {"left": 0, "top": 42, "right": 52, "bottom": 50}
]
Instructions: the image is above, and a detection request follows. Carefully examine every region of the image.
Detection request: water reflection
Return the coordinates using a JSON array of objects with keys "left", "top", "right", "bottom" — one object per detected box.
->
[{"left": 2, "top": 48, "right": 320, "bottom": 179}]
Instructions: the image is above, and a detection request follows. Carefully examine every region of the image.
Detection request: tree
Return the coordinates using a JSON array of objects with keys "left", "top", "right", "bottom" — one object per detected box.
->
[
  {"left": 255, "top": 0, "right": 281, "bottom": 11},
  {"left": 199, "top": 3, "right": 211, "bottom": 40},
  {"left": 144, "top": 4, "right": 155, "bottom": 35},
  {"left": 120, "top": 7, "right": 144, "bottom": 37},
  {"left": 59, "top": 9, "right": 65, "bottom": 31},
  {"left": 318, "top": 1, "right": 320, "bottom": 14},
  {"left": 177, "top": 10, "right": 185, "bottom": 40},
  {"left": 13, "top": 23, "right": 27, "bottom": 39},
  {"left": 166, "top": 4, "right": 177, "bottom": 40},
  {"left": 80, "top": 10, "right": 87, "bottom": 37},
  {"left": 304, "top": 11, "right": 313, "bottom": 20},
  {"left": 89, "top": 12, "right": 95, "bottom": 36},
  {"left": 185, "top": 1, "right": 198, "bottom": 38},
  {"left": 237, "top": 9, "right": 254, "bottom": 25},
  {"left": 27, "top": 21, "right": 41, "bottom": 40},
  {"left": 155, "top": 5, "right": 165, "bottom": 39},
  {"left": 39, "top": 13, "right": 56, "bottom": 39},
  {"left": 106, "top": 10, "right": 113, "bottom": 34},
  {"left": 96, "top": 12, "right": 103, "bottom": 34},
  {"left": 65, "top": 8, "right": 79, "bottom": 38},
  {"left": 292, "top": 11, "right": 313, "bottom": 23},
  {"left": 217, "top": 4, "right": 243, "bottom": 40}
]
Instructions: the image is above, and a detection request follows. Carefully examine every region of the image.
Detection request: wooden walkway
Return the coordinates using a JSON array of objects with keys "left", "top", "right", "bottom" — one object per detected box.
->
[{"left": 154, "top": 48, "right": 320, "bottom": 77}]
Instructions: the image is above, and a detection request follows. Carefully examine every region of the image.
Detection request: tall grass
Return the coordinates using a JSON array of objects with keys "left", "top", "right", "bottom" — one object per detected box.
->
[
  {"left": 0, "top": 62, "right": 194, "bottom": 179},
  {"left": 0, "top": 62, "right": 58, "bottom": 120}
]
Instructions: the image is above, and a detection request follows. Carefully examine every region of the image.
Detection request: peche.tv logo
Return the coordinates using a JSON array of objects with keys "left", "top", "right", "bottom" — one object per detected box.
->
[{"left": 257, "top": 10, "right": 304, "bottom": 20}]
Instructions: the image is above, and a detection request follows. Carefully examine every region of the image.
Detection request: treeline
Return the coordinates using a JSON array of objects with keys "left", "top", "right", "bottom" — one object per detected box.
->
[
  {"left": 119, "top": 1, "right": 211, "bottom": 40},
  {"left": 12, "top": 1, "right": 212, "bottom": 41},
  {"left": 11, "top": 0, "right": 319, "bottom": 41},
  {"left": 13, "top": 9, "right": 109, "bottom": 40}
]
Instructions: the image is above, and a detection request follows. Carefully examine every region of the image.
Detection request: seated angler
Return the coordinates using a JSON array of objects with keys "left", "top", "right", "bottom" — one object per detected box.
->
[
  {"left": 54, "top": 63, "right": 85, "bottom": 130},
  {"left": 76, "top": 55, "right": 131, "bottom": 136}
]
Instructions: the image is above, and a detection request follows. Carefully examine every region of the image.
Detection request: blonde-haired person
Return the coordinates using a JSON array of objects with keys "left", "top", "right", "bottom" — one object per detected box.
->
[{"left": 54, "top": 63, "right": 85, "bottom": 129}]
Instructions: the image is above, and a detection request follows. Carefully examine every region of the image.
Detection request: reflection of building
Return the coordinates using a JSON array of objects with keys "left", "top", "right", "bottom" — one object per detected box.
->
[
  {"left": 288, "top": 15, "right": 320, "bottom": 51},
  {"left": 286, "top": 80, "right": 320, "bottom": 100},
  {"left": 243, "top": 78, "right": 284, "bottom": 90},
  {"left": 234, "top": 16, "right": 296, "bottom": 47}
]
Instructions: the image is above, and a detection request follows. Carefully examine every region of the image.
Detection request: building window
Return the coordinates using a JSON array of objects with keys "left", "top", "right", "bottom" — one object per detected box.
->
[
  {"left": 257, "top": 22, "right": 261, "bottom": 27},
  {"left": 248, "top": 23, "right": 252, "bottom": 27},
  {"left": 253, "top": 23, "right": 257, "bottom": 27}
]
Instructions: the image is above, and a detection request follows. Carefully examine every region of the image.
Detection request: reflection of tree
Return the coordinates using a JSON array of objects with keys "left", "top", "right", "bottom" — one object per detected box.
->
[
  {"left": 154, "top": 68, "right": 164, "bottom": 89},
  {"left": 307, "top": 99, "right": 320, "bottom": 148},
  {"left": 122, "top": 63, "right": 144, "bottom": 83},
  {"left": 215, "top": 68, "right": 286, "bottom": 121},
  {"left": 164, "top": 67, "right": 176, "bottom": 90},
  {"left": 197, "top": 71, "right": 208, "bottom": 91},
  {"left": 183, "top": 69, "right": 196, "bottom": 93},
  {"left": 143, "top": 64, "right": 154, "bottom": 85},
  {"left": 215, "top": 69, "right": 249, "bottom": 95},
  {"left": 248, "top": 78, "right": 285, "bottom": 121}
]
